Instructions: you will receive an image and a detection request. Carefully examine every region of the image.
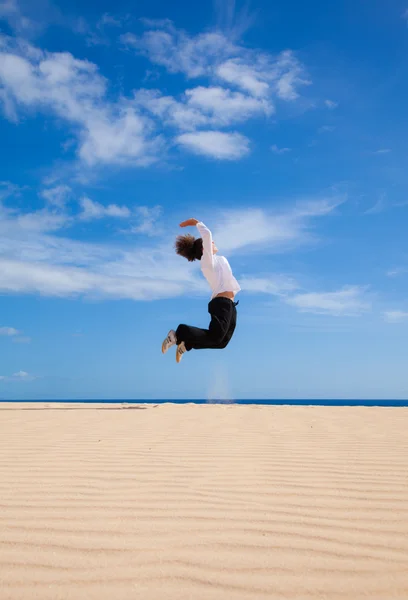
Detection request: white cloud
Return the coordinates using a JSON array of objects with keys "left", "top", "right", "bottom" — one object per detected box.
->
[
  {"left": 240, "top": 275, "right": 298, "bottom": 296},
  {"left": 0, "top": 0, "right": 32, "bottom": 33},
  {"left": 365, "top": 193, "right": 386, "bottom": 215},
  {"left": 121, "top": 27, "right": 235, "bottom": 78},
  {"left": 0, "top": 326, "right": 19, "bottom": 336},
  {"left": 122, "top": 21, "right": 309, "bottom": 102},
  {"left": 134, "top": 85, "right": 272, "bottom": 131},
  {"left": 185, "top": 86, "right": 272, "bottom": 123},
  {"left": 324, "top": 99, "right": 338, "bottom": 109},
  {"left": 0, "top": 180, "right": 26, "bottom": 200},
  {"left": 216, "top": 59, "right": 269, "bottom": 97},
  {"left": 387, "top": 267, "right": 408, "bottom": 278},
  {"left": 79, "top": 197, "right": 131, "bottom": 220},
  {"left": 0, "top": 370, "right": 36, "bottom": 382},
  {"left": 271, "top": 144, "right": 291, "bottom": 154},
  {"left": 213, "top": 0, "right": 255, "bottom": 39},
  {"left": 0, "top": 0, "right": 60, "bottom": 36},
  {"left": 216, "top": 50, "right": 309, "bottom": 101},
  {"left": 0, "top": 256, "right": 189, "bottom": 300},
  {"left": 0, "top": 326, "right": 30, "bottom": 344},
  {"left": 130, "top": 205, "right": 162, "bottom": 235},
  {"left": 0, "top": 36, "right": 160, "bottom": 167},
  {"left": 215, "top": 208, "right": 288, "bottom": 251},
  {"left": 40, "top": 184, "right": 71, "bottom": 207},
  {"left": 384, "top": 310, "right": 408, "bottom": 323},
  {"left": 98, "top": 13, "right": 122, "bottom": 28},
  {"left": 213, "top": 197, "right": 344, "bottom": 253},
  {"left": 0, "top": 182, "right": 344, "bottom": 303},
  {"left": 0, "top": 190, "right": 202, "bottom": 301},
  {"left": 12, "top": 336, "right": 31, "bottom": 343},
  {"left": 286, "top": 286, "right": 370, "bottom": 316},
  {"left": 373, "top": 149, "right": 391, "bottom": 155},
  {"left": 239, "top": 276, "right": 372, "bottom": 319},
  {"left": 134, "top": 88, "right": 208, "bottom": 131},
  {"left": 2, "top": 203, "right": 71, "bottom": 232},
  {"left": 318, "top": 125, "right": 336, "bottom": 133},
  {"left": 274, "top": 52, "right": 309, "bottom": 100},
  {"left": 177, "top": 130, "right": 250, "bottom": 160},
  {"left": 74, "top": 12, "right": 124, "bottom": 47},
  {"left": 1, "top": 18, "right": 312, "bottom": 169}
]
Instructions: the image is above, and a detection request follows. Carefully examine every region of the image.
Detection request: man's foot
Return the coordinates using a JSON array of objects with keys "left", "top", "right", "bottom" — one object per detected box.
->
[
  {"left": 176, "top": 342, "right": 187, "bottom": 363},
  {"left": 162, "top": 330, "right": 177, "bottom": 354}
]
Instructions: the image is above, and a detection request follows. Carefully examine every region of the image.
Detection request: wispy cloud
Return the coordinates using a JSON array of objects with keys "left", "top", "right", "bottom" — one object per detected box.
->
[
  {"left": 0, "top": 324, "right": 29, "bottom": 343},
  {"left": 40, "top": 184, "right": 71, "bottom": 207},
  {"left": 286, "top": 286, "right": 370, "bottom": 316},
  {"left": 130, "top": 206, "right": 162, "bottom": 235},
  {"left": 134, "top": 86, "right": 272, "bottom": 130},
  {"left": 271, "top": 144, "right": 291, "bottom": 154},
  {"left": 75, "top": 12, "right": 124, "bottom": 47},
  {"left": 0, "top": 327, "right": 31, "bottom": 344},
  {"left": 1, "top": 13, "right": 315, "bottom": 167},
  {"left": 372, "top": 148, "right": 391, "bottom": 155},
  {"left": 0, "top": 184, "right": 344, "bottom": 303},
  {"left": 0, "top": 189, "right": 200, "bottom": 300},
  {"left": 384, "top": 310, "right": 408, "bottom": 323},
  {"left": 216, "top": 51, "right": 309, "bottom": 100},
  {"left": 240, "top": 275, "right": 298, "bottom": 296},
  {"left": 214, "top": 196, "right": 344, "bottom": 253},
  {"left": 184, "top": 85, "right": 272, "bottom": 123},
  {"left": 121, "top": 26, "right": 237, "bottom": 78},
  {"left": 0, "top": 35, "right": 161, "bottom": 167},
  {"left": 0, "top": 180, "right": 26, "bottom": 200},
  {"left": 177, "top": 131, "right": 250, "bottom": 160},
  {"left": 324, "top": 99, "right": 338, "bottom": 109},
  {"left": 79, "top": 197, "right": 131, "bottom": 220},
  {"left": 0, "top": 0, "right": 32, "bottom": 34},
  {"left": 318, "top": 125, "right": 336, "bottom": 133},
  {"left": 0, "top": 370, "right": 37, "bottom": 382},
  {"left": 121, "top": 20, "right": 310, "bottom": 102},
  {"left": 365, "top": 193, "right": 387, "bottom": 215},
  {"left": 387, "top": 267, "right": 408, "bottom": 278},
  {"left": 12, "top": 335, "right": 31, "bottom": 343},
  {"left": 0, "top": 254, "right": 193, "bottom": 300},
  {"left": 0, "top": 326, "right": 19, "bottom": 336},
  {"left": 213, "top": 0, "right": 256, "bottom": 39}
]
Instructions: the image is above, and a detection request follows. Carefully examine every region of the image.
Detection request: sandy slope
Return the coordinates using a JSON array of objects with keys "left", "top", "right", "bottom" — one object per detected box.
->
[{"left": 0, "top": 403, "right": 407, "bottom": 600}]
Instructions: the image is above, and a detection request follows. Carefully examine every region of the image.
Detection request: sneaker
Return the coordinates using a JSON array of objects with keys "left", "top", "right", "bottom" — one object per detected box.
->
[
  {"left": 162, "top": 330, "right": 177, "bottom": 354},
  {"left": 176, "top": 342, "right": 187, "bottom": 363}
]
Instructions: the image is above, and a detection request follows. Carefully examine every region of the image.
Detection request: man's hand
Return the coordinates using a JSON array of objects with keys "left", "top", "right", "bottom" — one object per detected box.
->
[{"left": 179, "top": 218, "right": 199, "bottom": 228}]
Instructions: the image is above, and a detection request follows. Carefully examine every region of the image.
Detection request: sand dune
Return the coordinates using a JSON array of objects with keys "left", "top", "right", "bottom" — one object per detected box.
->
[{"left": 0, "top": 403, "right": 407, "bottom": 599}]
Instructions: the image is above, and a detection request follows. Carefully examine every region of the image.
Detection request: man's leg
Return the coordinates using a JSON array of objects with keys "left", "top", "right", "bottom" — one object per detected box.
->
[
  {"left": 176, "top": 298, "right": 234, "bottom": 351},
  {"left": 175, "top": 324, "right": 213, "bottom": 351},
  {"left": 213, "top": 303, "right": 237, "bottom": 349}
]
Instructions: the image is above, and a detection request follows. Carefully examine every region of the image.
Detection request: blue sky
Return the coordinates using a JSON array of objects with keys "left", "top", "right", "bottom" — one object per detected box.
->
[{"left": 1, "top": 0, "right": 408, "bottom": 400}]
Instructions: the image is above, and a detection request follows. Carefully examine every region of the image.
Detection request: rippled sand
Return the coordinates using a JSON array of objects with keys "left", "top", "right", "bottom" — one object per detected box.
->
[{"left": 1, "top": 403, "right": 407, "bottom": 599}]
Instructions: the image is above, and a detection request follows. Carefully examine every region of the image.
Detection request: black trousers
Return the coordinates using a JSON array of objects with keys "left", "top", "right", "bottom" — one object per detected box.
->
[{"left": 176, "top": 297, "right": 238, "bottom": 351}]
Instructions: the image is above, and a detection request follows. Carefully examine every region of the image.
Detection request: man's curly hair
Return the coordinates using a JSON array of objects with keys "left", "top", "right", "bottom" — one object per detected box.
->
[{"left": 175, "top": 234, "right": 203, "bottom": 262}]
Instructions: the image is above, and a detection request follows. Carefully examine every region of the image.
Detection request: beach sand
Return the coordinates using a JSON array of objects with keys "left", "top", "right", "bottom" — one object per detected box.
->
[{"left": 0, "top": 403, "right": 407, "bottom": 600}]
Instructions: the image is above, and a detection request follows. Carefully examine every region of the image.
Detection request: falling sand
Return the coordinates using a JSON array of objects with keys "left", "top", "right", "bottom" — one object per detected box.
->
[{"left": 0, "top": 403, "right": 407, "bottom": 599}]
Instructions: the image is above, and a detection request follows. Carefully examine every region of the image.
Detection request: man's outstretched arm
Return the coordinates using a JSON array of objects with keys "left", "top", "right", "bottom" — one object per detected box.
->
[{"left": 179, "top": 218, "right": 199, "bottom": 227}]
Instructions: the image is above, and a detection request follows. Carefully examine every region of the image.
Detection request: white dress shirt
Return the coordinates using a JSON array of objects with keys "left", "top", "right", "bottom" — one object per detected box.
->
[{"left": 196, "top": 222, "right": 241, "bottom": 300}]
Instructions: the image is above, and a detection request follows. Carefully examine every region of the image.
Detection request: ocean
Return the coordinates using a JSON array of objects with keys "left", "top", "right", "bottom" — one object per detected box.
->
[{"left": 2, "top": 399, "right": 408, "bottom": 407}]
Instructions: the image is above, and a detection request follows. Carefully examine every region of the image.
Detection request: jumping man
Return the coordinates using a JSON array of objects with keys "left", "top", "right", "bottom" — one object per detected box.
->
[{"left": 161, "top": 218, "right": 241, "bottom": 363}]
